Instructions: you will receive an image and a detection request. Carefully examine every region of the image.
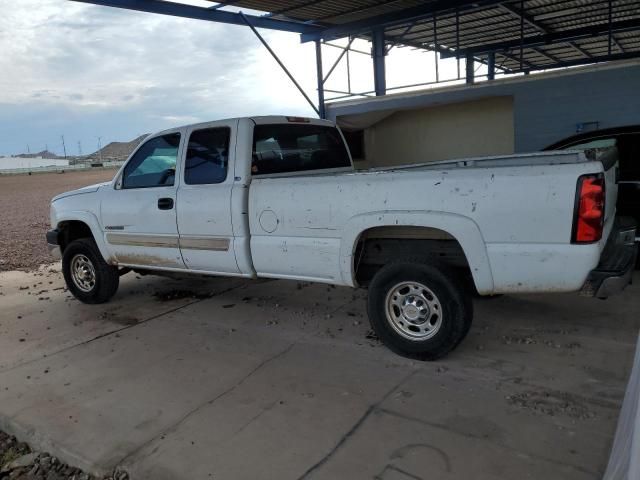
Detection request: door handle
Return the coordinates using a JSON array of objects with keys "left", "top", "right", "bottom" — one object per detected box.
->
[{"left": 158, "top": 198, "right": 174, "bottom": 210}]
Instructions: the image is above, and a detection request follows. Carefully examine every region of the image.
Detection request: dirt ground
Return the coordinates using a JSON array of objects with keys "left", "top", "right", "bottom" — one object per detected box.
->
[{"left": 0, "top": 169, "right": 117, "bottom": 272}]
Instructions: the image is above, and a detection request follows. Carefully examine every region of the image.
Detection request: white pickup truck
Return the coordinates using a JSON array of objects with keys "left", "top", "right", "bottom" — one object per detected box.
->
[{"left": 47, "top": 116, "right": 637, "bottom": 359}]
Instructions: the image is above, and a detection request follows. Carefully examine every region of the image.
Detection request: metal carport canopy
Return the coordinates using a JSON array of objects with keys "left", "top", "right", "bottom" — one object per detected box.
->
[{"left": 71, "top": 0, "right": 640, "bottom": 113}]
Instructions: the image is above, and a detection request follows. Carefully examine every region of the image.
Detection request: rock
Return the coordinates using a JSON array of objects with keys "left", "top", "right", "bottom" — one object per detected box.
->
[
  {"left": 2, "top": 452, "right": 38, "bottom": 472},
  {"left": 0, "top": 429, "right": 126, "bottom": 480}
]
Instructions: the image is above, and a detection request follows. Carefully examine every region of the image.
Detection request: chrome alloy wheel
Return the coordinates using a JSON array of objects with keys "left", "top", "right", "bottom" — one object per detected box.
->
[
  {"left": 70, "top": 254, "right": 96, "bottom": 293},
  {"left": 385, "top": 281, "right": 443, "bottom": 341}
]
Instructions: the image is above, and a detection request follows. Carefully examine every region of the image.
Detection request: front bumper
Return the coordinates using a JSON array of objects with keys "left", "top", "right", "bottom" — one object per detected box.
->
[
  {"left": 46, "top": 229, "right": 61, "bottom": 260},
  {"left": 581, "top": 217, "right": 637, "bottom": 299}
]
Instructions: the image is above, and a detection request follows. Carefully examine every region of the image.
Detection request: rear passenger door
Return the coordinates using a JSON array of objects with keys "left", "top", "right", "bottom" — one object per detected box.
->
[{"left": 176, "top": 121, "right": 240, "bottom": 273}]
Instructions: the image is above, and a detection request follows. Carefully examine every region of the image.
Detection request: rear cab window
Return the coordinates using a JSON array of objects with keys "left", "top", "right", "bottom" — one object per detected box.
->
[{"left": 252, "top": 124, "right": 351, "bottom": 176}]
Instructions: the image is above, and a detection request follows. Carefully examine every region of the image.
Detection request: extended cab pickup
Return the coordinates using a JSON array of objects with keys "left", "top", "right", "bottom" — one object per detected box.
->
[{"left": 47, "top": 116, "right": 637, "bottom": 359}]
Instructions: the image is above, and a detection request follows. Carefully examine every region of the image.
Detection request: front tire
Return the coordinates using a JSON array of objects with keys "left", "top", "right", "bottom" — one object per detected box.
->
[
  {"left": 62, "top": 238, "right": 119, "bottom": 304},
  {"left": 367, "top": 261, "right": 472, "bottom": 360}
]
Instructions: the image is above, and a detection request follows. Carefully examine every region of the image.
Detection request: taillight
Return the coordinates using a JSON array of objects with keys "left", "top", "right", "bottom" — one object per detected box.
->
[{"left": 572, "top": 174, "right": 605, "bottom": 243}]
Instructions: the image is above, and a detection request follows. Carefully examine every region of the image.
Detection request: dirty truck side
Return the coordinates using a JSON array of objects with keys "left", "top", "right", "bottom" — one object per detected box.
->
[{"left": 47, "top": 116, "right": 637, "bottom": 360}]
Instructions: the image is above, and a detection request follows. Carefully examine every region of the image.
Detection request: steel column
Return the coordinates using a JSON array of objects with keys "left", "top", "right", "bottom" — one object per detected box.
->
[
  {"left": 465, "top": 52, "right": 474, "bottom": 83},
  {"left": 372, "top": 28, "right": 387, "bottom": 96},
  {"left": 315, "top": 41, "right": 326, "bottom": 119},
  {"left": 487, "top": 52, "right": 495, "bottom": 80}
]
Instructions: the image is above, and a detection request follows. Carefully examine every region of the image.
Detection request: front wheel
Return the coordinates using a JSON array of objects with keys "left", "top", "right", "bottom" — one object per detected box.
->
[
  {"left": 367, "top": 261, "right": 472, "bottom": 360},
  {"left": 62, "top": 238, "right": 119, "bottom": 304}
]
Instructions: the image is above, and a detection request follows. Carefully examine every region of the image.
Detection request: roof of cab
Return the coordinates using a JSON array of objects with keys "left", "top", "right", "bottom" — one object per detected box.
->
[{"left": 148, "top": 115, "right": 335, "bottom": 138}]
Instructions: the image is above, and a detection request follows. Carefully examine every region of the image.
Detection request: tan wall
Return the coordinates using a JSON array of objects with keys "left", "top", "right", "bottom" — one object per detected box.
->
[{"left": 362, "top": 96, "right": 515, "bottom": 168}]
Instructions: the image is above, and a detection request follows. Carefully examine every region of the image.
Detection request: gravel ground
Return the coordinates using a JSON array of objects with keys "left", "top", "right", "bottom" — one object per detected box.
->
[
  {"left": 0, "top": 170, "right": 117, "bottom": 272},
  {"left": 0, "top": 431, "right": 128, "bottom": 479}
]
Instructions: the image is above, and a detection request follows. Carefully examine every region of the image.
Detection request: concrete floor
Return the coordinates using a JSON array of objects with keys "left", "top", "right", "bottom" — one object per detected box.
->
[{"left": 0, "top": 266, "right": 638, "bottom": 480}]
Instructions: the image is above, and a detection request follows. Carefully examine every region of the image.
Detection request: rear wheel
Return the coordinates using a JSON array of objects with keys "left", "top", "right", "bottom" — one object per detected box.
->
[
  {"left": 367, "top": 261, "right": 472, "bottom": 360},
  {"left": 62, "top": 238, "right": 119, "bottom": 304}
]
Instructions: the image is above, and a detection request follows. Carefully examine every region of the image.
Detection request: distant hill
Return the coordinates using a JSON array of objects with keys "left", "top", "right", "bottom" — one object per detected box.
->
[
  {"left": 9, "top": 135, "right": 149, "bottom": 164},
  {"left": 14, "top": 150, "right": 61, "bottom": 159},
  {"left": 86, "top": 134, "right": 149, "bottom": 162}
]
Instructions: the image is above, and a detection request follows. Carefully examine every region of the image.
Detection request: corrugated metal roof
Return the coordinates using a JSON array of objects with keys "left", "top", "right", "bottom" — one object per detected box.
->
[{"left": 211, "top": 0, "right": 640, "bottom": 73}]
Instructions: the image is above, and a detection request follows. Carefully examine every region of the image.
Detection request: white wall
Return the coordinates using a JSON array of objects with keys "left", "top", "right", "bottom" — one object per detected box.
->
[
  {"left": 362, "top": 96, "right": 514, "bottom": 168},
  {"left": 0, "top": 157, "right": 69, "bottom": 170}
]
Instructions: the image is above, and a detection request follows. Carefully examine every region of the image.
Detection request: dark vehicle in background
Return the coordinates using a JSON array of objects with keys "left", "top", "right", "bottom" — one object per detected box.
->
[{"left": 545, "top": 126, "right": 640, "bottom": 266}]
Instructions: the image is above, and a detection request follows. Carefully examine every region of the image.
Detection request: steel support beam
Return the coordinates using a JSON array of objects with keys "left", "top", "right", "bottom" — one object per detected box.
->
[
  {"left": 504, "top": 50, "right": 640, "bottom": 74},
  {"left": 315, "top": 41, "right": 326, "bottom": 119},
  {"left": 300, "top": 0, "right": 508, "bottom": 42},
  {"left": 240, "top": 13, "right": 320, "bottom": 116},
  {"left": 323, "top": 37, "right": 355, "bottom": 84},
  {"left": 372, "top": 28, "right": 387, "bottom": 96},
  {"left": 70, "top": 0, "right": 321, "bottom": 34},
  {"left": 499, "top": 3, "right": 590, "bottom": 61},
  {"left": 441, "top": 18, "right": 640, "bottom": 58},
  {"left": 612, "top": 35, "right": 626, "bottom": 53},
  {"left": 209, "top": 0, "right": 242, "bottom": 10}
]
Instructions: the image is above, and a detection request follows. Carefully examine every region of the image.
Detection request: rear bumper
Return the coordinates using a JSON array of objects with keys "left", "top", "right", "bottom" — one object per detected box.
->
[
  {"left": 46, "top": 229, "right": 61, "bottom": 260},
  {"left": 581, "top": 217, "right": 637, "bottom": 299}
]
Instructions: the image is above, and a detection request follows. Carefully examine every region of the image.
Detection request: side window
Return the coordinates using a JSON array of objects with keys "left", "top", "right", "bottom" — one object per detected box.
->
[
  {"left": 122, "top": 133, "right": 180, "bottom": 189},
  {"left": 252, "top": 124, "right": 351, "bottom": 176},
  {"left": 184, "top": 127, "right": 230, "bottom": 185}
]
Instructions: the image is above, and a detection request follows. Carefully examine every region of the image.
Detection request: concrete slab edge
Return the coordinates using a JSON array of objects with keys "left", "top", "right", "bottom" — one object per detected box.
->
[{"left": 0, "top": 414, "right": 113, "bottom": 477}]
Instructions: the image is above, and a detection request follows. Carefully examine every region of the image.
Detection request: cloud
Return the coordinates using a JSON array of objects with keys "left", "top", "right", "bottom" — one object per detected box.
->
[
  {"left": 0, "top": 0, "right": 322, "bottom": 155},
  {"left": 0, "top": 0, "right": 461, "bottom": 156}
]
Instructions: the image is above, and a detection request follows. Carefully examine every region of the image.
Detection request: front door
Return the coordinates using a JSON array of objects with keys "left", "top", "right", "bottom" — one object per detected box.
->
[
  {"left": 176, "top": 122, "right": 239, "bottom": 273},
  {"left": 101, "top": 131, "right": 185, "bottom": 269}
]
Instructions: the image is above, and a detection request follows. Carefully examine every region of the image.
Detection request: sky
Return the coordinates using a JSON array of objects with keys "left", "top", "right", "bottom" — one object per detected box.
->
[{"left": 0, "top": 0, "right": 466, "bottom": 157}]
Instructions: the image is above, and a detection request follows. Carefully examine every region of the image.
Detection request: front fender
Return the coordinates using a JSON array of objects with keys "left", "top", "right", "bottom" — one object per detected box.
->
[
  {"left": 339, "top": 210, "right": 494, "bottom": 293},
  {"left": 52, "top": 210, "right": 113, "bottom": 264}
]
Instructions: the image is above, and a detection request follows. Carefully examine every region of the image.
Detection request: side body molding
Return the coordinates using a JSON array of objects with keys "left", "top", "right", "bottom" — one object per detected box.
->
[{"left": 339, "top": 211, "right": 495, "bottom": 293}]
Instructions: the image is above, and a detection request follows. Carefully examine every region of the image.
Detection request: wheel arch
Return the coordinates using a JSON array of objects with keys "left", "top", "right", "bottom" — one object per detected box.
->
[
  {"left": 339, "top": 211, "right": 494, "bottom": 293},
  {"left": 54, "top": 212, "right": 113, "bottom": 264}
]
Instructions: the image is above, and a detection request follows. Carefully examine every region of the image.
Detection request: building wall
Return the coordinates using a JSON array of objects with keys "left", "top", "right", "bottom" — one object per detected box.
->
[
  {"left": 328, "top": 60, "right": 640, "bottom": 156},
  {"left": 363, "top": 97, "right": 514, "bottom": 167},
  {"left": 0, "top": 157, "right": 69, "bottom": 171}
]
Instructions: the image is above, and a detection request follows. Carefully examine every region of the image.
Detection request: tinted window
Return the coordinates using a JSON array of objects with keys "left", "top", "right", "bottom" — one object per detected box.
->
[
  {"left": 342, "top": 129, "right": 364, "bottom": 161},
  {"left": 122, "top": 133, "right": 180, "bottom": 189},
  {"left": 252, "top": 124, "right": 351, "bottom": 175},
  {"left": 616, "top": 133, "right": 640, "bottom": 180},
  {"left": 185, "top": 128, "right": 230, "bottom": 185}
]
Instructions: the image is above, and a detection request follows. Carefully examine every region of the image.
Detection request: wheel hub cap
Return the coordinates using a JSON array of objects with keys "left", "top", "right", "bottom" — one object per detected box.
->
[
  {"left": 401, "top": 296, "right": 430, "bottom": 323},
  {"left": 385, "top": 282, "right": 443, "bottom": 341},
  {"left": 70, "top": 254, "right": 96, "bottom": 293}
]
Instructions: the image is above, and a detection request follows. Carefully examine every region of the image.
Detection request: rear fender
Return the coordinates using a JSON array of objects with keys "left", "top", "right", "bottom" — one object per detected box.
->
[{"left": 340, "top": 211, "right": 494, "bottom": 293}]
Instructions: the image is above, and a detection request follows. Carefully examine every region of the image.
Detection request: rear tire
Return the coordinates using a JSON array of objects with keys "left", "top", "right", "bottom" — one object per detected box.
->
[
  {"left": 367, "top": 261, "right": 472, "bottom": 360},
  {"left": 62, "top": 238, "right": 119, "bottom": 304}
]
